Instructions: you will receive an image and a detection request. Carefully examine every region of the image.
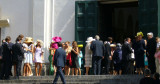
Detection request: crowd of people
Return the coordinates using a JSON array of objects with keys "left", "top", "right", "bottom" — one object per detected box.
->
[
  {"left": 0, "top": 32, "right": 159, "bottom": 82},
  {"left": 0, "top": 34, "right": 44, "bottom": 80},
  {"left": 49, "top": 32, "right": 160, "bottom": 76}
]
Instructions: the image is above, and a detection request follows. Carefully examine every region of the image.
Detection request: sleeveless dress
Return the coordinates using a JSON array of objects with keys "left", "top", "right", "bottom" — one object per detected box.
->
[
  {"left": 65, "top": 47, "right": 72, "bottom": 66},
  {"left": 34, "top": 47, "right": 43, "bottom": 63},
  {"left": 48, "top": 50, "right": 54, "bottom": 75},
  {"left": 71, "top": 48, "right": 79, "bottom": 68},
  {"left": 84, "top": 43, "right": 92, "bottom": 67},
  {"left": 24, "top": 44, "right": 33, "bottom": 64}
]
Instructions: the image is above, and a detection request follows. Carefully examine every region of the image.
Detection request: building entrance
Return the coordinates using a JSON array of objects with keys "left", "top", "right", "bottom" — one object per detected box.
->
[{"left": 99, "top": 1, "right": 138, "bottom": 43}]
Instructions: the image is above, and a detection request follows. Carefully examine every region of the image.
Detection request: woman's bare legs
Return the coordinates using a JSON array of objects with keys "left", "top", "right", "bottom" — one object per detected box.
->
[
  {"left": 35, "top": 63, "right": 38, "bottom": 76},
  {"left": 23, "top": 64, "right": 26, "bottom": 76},
  {"left": 38, "top": 63, "right": 42, "bottom": 76},
  {"left": 85, "top": 67, "right": 89, "bottom": 75},
  {"left": 71, "top": 68, "right": 74, "bottom": 75},
  {"left": 78, "top": 68, "right": 81, "bottom": 75},
  {"left": 75, "top": 68, "right": 78, "bottom": 75}
]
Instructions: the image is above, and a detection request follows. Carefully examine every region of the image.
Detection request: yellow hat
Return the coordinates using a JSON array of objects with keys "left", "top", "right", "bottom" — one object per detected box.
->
[
  {"left": 78, "top": 44, "right": 83, "bottom": 48},
  {"left": 137, "top": 32, "right": 144, "bottom": 37},
  {"left": 24, "top": 37, "right": 33, "bottom": 43}
]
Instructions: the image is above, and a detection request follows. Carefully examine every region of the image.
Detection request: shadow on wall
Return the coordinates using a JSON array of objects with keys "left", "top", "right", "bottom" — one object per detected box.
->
[{"left": 54, "top": 0, "right": 75, "bottom": 42}]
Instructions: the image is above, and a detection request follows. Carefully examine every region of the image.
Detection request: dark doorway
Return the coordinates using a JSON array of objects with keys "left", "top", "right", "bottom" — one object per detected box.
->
[{"left": 98, "top": 2, "right": 139, "bottom": 43}]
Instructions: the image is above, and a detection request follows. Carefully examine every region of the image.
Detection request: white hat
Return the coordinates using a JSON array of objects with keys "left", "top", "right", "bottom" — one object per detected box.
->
[
  {"left": 147, "top": 32, "right": 153, "bottom": 37},
  {"left": 86, "top": 37, "right": 95, "bottom": 43}
]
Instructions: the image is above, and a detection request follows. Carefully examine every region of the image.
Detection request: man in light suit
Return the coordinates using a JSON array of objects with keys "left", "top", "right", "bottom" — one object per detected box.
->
[
  {"left": 90, "top": 35, "right": 105, "bottom": 75},
  {"left": 53, "top": 42, "right": 66, "bottom": 84}
]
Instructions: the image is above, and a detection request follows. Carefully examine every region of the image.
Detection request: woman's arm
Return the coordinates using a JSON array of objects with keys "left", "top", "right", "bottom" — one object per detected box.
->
[
  {"left": 72, "top": 47, "right": 79, "bottom": 55},
  {"left": 33, "top": 47, "right": 36, "bottom": 61}
]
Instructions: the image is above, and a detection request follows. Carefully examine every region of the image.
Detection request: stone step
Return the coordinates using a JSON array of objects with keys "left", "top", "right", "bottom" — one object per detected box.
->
[{"left": 0, "top": 75, "right": 143, "bottom": 84}]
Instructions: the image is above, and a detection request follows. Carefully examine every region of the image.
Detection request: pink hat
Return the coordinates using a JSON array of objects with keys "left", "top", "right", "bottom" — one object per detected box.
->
[
  {"left": 52, "top": 36, "right": 62, "bottom": 42},
  {"left": 51, "top": 42, "right": 58, "bottom": 49}
]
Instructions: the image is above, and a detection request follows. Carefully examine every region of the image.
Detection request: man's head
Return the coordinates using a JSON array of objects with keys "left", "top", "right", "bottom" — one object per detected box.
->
[
  {"left": 147, "top": 32, "right": 153, "bottom": 40},
  {"left": 16, "top": 37, "right": 22, "bottom": 43},
  {"left": 144, "top": 69, "right": 151, "bottom": 77},
  {"left": 2, "top": 39, "right": 5, "bottom": 44},
  {"left": 57, "top": 42, "right": 62, "bottom": 47},
  {"left": 153, "top": 73, "right": 159, "bottom": 80},
  {"left": 126, "top": 38, "right": 131, "bottom": 43},
  {"left": 95, "top": 35, "right": 100, "bottom": 40},
  {"left": 107, "top": 37, "right": 113, "bottom": 43},
  {"left": 5, "top": 36, "right": 11, "bottom": 43}
]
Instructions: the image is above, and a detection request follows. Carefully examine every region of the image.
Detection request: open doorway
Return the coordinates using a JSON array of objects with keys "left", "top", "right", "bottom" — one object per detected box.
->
[{"left": 98, "top": 2, "right": 139, "bottom": 43}]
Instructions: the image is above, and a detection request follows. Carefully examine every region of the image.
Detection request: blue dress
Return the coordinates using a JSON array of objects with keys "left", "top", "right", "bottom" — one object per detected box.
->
[
  {"left": 78, "top": 51, "right": 83, "bottom": 68},
  {"left": 113, "top": 48, "right": 122, "bottom": 71}
]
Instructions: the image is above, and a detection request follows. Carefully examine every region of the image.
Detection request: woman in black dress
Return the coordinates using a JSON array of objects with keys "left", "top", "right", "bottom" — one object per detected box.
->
[
  {"left": 132, "top": 32, "right": 146, "bottom": 74},
  {"left": 71, "top": 41, "right": 79, "bottom": 75}
]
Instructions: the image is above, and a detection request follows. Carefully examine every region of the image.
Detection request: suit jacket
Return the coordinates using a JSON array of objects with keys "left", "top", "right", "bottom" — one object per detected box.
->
[
  {"left": 122, "top": 42, "right": 133, "bottom": 61},
  {"left": 146, "top": 37, "right": 157, "bottom": 56},
  {"left": 12, "top": 42, "right": 24, "bottom": 61},
  {"left": 104, "top": 42, "right": 111, "bottom": 59},
  {"left": 2, "top": 42, "right": 12, "bottom": 61},
  {"left": 90, "top": 40, "right": 105, "bottom": 57},
  {"left": 54, "top": 47, "right": 66, "bottom": 67}
]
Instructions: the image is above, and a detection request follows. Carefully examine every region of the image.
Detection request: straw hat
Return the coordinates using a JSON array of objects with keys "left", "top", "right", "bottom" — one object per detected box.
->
[
  {"left": 78, "top": 44, "right": 83, "bottom": 48},
  {"left": 86, "top": 37, "right": 95, "bottom": 43},
  {"left": 23, "top": 37, "right": 33, "bottom": 43},
  {"left": 36, "top": 39, "right": 43, "bottom": 46},
  {"left": 110, "top": 44, "right": 116, "bottom": 47}
]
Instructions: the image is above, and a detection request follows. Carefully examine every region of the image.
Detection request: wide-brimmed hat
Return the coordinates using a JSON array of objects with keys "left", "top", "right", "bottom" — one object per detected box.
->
[
  {"left": 78, "top": 44, "right": 83, "bottom": 48},
  {"left": 24, "top": 37, "right": 33, "bottom": 43},
  {"left": 52, "top": 36, "right": 62, "bottom": 42},
  {"left": 110, "top": 44, "right": 116, "bottom": 47},
  {"left": 86, "top": 37, "right": 95, "bottom": 43},
  {"left": 137, "top": 32, "right": 144, "bottom": 37},
  {"left": 36, "top": 39, "right": 43, "bottom": 46}
]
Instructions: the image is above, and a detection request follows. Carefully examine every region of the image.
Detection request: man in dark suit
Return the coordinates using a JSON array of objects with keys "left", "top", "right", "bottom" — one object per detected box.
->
[
  {"left": 12, "top": 37, "right": 24, "bottom": 79},
  {"left": 90, "top": 35, "right": 105, "bottom": 75},
  {"left": 0, "top": 36, "right": 12, "bottom": 80},
  {"left": 0, "top": 40, "right": 5, "bottom": 74},
  {"left": 122, "top": 38, "right": 133, "bottom": 74},
  {"left": 146, "top": 32, "right": 157, "bottom": 74},
  {"left": 104, "top": 37, "right": 112, "bottom": 74},
  {"left": 53, "top": 42, "right": 66, "bottom": 84}
]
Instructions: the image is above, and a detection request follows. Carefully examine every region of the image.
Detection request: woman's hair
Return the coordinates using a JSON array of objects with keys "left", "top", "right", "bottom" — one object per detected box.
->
[
  {"left": 65, "top": 41, "right": 70, "bottom": 44},
  {"left": 18, "top": 34, "right": 24, "bottom": 39},
  {"left": 16, "top": 34, "right": 24, "bottom": 42},
  {"left": 16, "top": 37, "right": 22, "bottom": 42},
  {"left": 72, "top": 41, "right": 78, "bottom": 49},
  {"left": 36, "top": 42, "right": 41, "bottom": 48}
]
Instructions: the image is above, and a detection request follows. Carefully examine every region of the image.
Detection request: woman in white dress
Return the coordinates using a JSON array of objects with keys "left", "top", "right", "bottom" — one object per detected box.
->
[
  {"left": 23, "top": 37, "right": 34, "bottom": 76},
  {"left": 84, "top": 37, "right": 95, "bottom": 75},
  {"left": 33, "top": 40, "right": 44, "bottom": 76}
]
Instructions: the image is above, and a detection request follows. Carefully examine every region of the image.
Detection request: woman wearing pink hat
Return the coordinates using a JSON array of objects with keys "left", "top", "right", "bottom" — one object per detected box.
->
[{"left": 50, "top": 36, "right": 62, "bottom": 75}]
